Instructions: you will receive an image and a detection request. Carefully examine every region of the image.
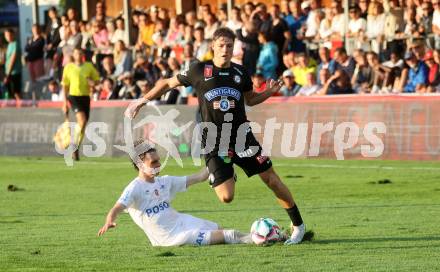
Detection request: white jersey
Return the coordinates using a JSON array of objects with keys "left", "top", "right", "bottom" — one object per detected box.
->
[{"left": 117, "top": 176, "right": 218, "bottom": 246}]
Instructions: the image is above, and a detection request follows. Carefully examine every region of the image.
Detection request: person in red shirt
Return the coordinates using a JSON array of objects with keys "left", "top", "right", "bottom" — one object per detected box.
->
[{"left": 424, "top": 50, "right": 440, "bottom": 93}]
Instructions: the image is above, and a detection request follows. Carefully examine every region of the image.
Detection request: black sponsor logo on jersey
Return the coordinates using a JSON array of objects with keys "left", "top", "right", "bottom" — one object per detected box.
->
[{"left": 204, "top": 87, "right": 241, "bottom": 101}]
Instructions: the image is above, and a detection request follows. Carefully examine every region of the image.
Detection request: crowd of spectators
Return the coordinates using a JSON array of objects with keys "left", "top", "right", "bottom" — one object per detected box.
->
[{"left": 2, "top": 0, "right": 440, "bottom": 102}]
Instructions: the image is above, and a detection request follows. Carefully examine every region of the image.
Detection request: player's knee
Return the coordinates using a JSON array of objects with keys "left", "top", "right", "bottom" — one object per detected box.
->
[{"left": 219, "top": 194, "right": 234, "bottom": 203}]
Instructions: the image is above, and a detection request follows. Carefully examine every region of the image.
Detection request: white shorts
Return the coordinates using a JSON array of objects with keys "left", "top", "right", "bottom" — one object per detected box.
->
[{"left": 163, "top": 213, "right": 219, "bottom": 246}]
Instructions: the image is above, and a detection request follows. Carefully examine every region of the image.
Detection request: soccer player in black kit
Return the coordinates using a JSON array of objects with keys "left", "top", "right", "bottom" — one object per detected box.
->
[{"left": 127, "top": 28, "right": 305, "bottom": 244}]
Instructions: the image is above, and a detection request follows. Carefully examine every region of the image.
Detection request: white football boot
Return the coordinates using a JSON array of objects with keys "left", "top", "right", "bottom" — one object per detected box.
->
[{"left": 284, "top": 223, "right": 306, "bottom": 245}]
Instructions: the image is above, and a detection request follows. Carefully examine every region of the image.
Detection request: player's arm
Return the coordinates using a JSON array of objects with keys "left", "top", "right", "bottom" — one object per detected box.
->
[
  {"left": 244, "top": 79, "right": 283, "bottom": 106},
  {"left": 97, "top": 202, "right": 126, "bottom": 236},
  {"left": 125, "top": 75, "right": 183, "bottom": 119},
  {"left": 185, "top": 167, "right": 209, "bottom": 188},
  {"left": 61, "top": 68, "right": 70, "bottom": 115}
]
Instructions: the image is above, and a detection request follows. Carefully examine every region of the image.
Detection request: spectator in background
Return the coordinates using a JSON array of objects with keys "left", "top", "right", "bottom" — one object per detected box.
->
[
  {"left": 280, "top": 69, "right": 301, "bottom": 96},
  {"left": 280, "top": 0, "right": 290, "bottom": 17},
  {"left": 204, "top": 13, "right": 220, "bottom": 40},
  {"left": 403, "top": 51, "right": 428, "bottom": 93},
  {"left": 45, "top": 7, "right": 61, "bottom": 76},
  {"left": 185, "top": 11, "right": 198, "bottom": 27},
  {"left": 283, "top": 51, "right": 297, "bottom": 70},
  {"left": 242, "top": 2, "right": 255, "bottom": 18},
  {"left": 106, "top": 20, "right": 116, "bottom": 45},
  {"left": 112, "top": 18, "right": 128, "bottom": 45},
  {"left": 297, "top": 72, "right": 320, "bottom": 96},
  {"left": 164, "top": 17, "right": 184, "bottom": 51},
  {"left": 133, "top": 54, "right": 158, "bottom": 84},
  {"left": 330, "top": 1, "right": 347, "bottom": 50},
  {"left": 252, "top": 73, "right": 267, "bottom": 93},
  {"left": 48, "top": 80, "right": 63, "bottom": 101},
  {"left": 130, "top": 10, "right": 141, "bottom": 45},
  {"left": 430, "top": 49, "right": 440, "bottom": 91},
  {"left": 366, "top": 51, "right": 386, "bottom": 93},
  {"left": 91, "top": 1, "right": 112, "bottom": 23},
  {"left": 218, "top": 6, "right": 229, "bottom": 27},
  {"left": 292, "top": 53, "right": 316, "bottom": 86},
  {"left": 318, "top": 8, "right": 333, "bottom": 49},
  {"left": 118, "top": 71, "right": 140, "bottom": 99},
  {"left": 137, "top": 13, "right": 155, "bottom": 50},
  {"left": 416, "top": 2, "right": 433, "bottom": 38},
  {"left": 423, "top": 50, "right": 440, "bottom": 92},
  {"left": 359, "top": 0, "right": 369, "bottom": 19},
  {"left": 25, "top": 24, "right": 45, "bottom": 83},
  {"left": 319, "top": 69, "right": 355, "bottom": 95},
  {"left": 79, "top": 21, "right": 93, "bottom": 60},
  {"left": 347, "top": 6, "right": 367, "bottom": 51},
  {"left": 269, "top": 4, "right": 289, "bottom": 74},
  {"left": 251, "top": 3, "right": 272, "bottom": 34},
  {"left": 318, "top": 68, "right": 331, "bottom": 89},
  {"left": 381, "top": 50, "right": 404, "bottom": 92},
  {"left": 352, "top": 50, "right": 374, "bottom": 93},
  {"left": 236, "top": 21, "right": 260, "bottom": 76},
  {"left": 316, "top": 47, "right": 336, "bottom": 85},
  {"left": 284, "top": 0, "right": 307, "bottom": 52},
  {"left": 193, "top": 27, "right": 211, "bottom": 61},
  {"left": 257, "top": 31, "right": 278, "bottom": 79},
  {"left": 101, "top": 56, "right": 116, "bottom": 80},
  {"left": 367, "top": 1, "right": 386, "bottom": 54},
  {"left": 334, "top": 47, "right": 356, "bottom": 78},
  {"left": 179, "top": 43, "right": 198, "bottom": 103},
  {"left": 63, "top": 20, "right": 82, "bottom": 61},
  {"left": 113, "top": 40, "right": 133, "bottom": 77},
  {"left": 98, "top": 77, "right": 114, "bottom": 100},
  {"left": 226, "top": 7, "right": 243, "bottom": 32},
  {"left": 67, "top": 8, "right": 77, "bottom": 22},
  {"left": 3, "top": 29, "right": 21, "bottom": 100},
  {"left": 304, "top": 0, "right": 321, "bottom": 40}
]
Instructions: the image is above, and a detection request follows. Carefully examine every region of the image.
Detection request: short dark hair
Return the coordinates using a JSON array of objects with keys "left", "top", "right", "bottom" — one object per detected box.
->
[
  {"left": 131, "top": 138, "right": 157, "bottom": 171},
  {"left": 5, "top": 28, "right": 15, "bottom": 35},
  {"left": 212, "top": 27, "right": 236, "bottom": 41},
  {"left": 48, "top": 80, "right": 58, "bottom": 87},
  {"left": 334, "top": 47, "right": 347, "bottom": 56}
]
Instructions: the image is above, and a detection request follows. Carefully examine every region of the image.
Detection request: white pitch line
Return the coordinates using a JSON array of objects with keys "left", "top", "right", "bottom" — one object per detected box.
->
[
  {"left": 273, "top": 163, "right": 440, "bottom": 171},
  {"left": 2, "top": 158, "right": 440, "bottom": 171}
]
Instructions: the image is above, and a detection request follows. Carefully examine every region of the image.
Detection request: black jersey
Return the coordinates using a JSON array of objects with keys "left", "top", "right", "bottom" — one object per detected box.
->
[{"left": 177, "top": 60, "right": 253, "bottom": 154}]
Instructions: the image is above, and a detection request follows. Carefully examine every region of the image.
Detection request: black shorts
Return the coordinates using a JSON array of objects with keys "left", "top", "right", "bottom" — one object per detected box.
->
[
  {"left": 68, "top": 95, "right": 91, "bottom": 120},
  {"left": 205, "top": 133, "right": 272, "bottom": 187}
]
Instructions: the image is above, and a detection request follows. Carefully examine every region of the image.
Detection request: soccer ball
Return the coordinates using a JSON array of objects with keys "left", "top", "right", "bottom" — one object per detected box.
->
[{"left": 250, "top": 218, "right": 283, "bottom": 245}]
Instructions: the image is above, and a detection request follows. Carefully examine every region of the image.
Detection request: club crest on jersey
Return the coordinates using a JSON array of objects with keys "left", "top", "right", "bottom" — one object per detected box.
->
[
  {"left": 234, "top": 75, "right": 241, "bottom": 83},
  {"left": 204, "top": 65, "right": 213, "bottom": 78},
  {"left": 213, "top": 96, "right": 235, "bottom": 111}
]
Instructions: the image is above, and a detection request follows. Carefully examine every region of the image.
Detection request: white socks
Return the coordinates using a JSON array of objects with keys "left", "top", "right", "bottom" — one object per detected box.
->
[{"left": 223, "top": 230, "right": 253, "bottom": 244}]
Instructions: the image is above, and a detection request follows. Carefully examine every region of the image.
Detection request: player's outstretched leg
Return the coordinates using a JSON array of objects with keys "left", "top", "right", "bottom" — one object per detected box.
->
[
  {"left": 259, "top": 167, "right": 305, "bottom": 245},
  {"left": 209, "top": 230, "right": 253, "bottom": 245}
]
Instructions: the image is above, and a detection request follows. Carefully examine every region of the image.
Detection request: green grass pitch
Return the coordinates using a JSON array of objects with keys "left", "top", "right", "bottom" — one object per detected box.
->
[{"left": 1, "top": 157, "right": 440, "bottom": 271}]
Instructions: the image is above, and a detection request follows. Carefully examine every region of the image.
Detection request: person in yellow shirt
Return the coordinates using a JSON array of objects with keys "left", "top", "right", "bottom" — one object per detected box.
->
[
  {"left": 291, "top": 53, "right": 317, "bottom": 86},
  {"left": 62, "top": 48, "right": 100, "bottom": 160},
  {"left": 137, "top": 14, "right": 155, "bottom": 49}
]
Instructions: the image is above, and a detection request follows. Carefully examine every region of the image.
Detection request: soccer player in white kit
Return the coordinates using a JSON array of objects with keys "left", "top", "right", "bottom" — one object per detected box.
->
[{"left": 98, "top": 141, "right": 252, "bottom": 246}]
